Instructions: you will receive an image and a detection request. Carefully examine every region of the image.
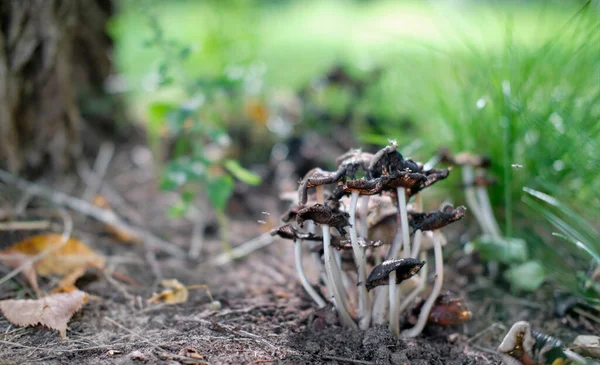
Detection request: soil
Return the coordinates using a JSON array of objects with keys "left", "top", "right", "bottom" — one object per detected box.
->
[{"left": 0, "top": 141, "right": 596, "bottom": 365}]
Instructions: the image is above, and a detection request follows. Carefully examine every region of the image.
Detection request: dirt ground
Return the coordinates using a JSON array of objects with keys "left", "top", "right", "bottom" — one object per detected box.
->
[{"left": 0, "top": 142, "right": 596, "bottom": 365}]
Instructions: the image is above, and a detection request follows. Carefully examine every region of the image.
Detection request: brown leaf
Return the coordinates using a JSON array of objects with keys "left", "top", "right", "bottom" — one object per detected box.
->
[
  {"left": 149, "top": 279, "right": 189, "bottom": 305},
  {"left": 0, "top": 234, "right": 106, "bottom": 294},
  {"left": 0, "top": 290, "right": 88, "bottom": 338}
]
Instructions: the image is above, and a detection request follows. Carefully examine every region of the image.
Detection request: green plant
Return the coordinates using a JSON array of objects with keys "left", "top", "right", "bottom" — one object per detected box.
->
[
  {"left": 136, "top": 4, "right": 261, "bottom": 256},
  {"left": 364, "top": 1, "right": 599, "bottom": 293}
]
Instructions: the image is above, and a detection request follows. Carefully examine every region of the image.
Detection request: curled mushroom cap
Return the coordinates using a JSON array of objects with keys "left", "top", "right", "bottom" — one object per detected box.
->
[
  {"left": 366, "top": 258, "right": 425, "bottom": 291},
  {"left": 409, "top": 205, "right": 467, "bottom": 232},
  {"left": 270, "top": 224, "right": 323, "bottom": 242},
  {"left": 427, "top": 293, "right": 472, "bottom": 325},
  {"left": 296, "top": 203, "right": 350, "bottom": 235},
  {"left": 497, "top": 321, "right": 536, "bottom": 365}
]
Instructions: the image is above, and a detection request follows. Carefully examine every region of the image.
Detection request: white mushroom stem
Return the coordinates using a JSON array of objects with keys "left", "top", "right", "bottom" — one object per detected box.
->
[
  {"left": 401, "top": 231, "right": 444, "bottom": 338},
  {"left": 462, "top": 166, "right": 490, "bottom": 235},
  {"left": 349, "top": 191, "right": 371, "bottom": 330},
  {"left": 389, "top": 271, "right": 400, "bottom": 336},
  {"left": 475, "top": 167, "right": 501, "bottom": 237},
  {"left": 371, "top": 286, "right": 388, "bottom": 325},
  {"left": 323, "top": 224, "right": 357, "bottom": 329},
  {"left": 410, "top": 195, "right": 423, "bottom": 258},
  {"left": 307, "top": 221, "right": 330, "bottom": 290},
  {"left": 358, "top": 195, "right": 370, "bottom": 238},
  {"left": 398, "top": 187, "right": 411, "bottom": 258},
  {"left": 396, "top": 250, "right": 428, "bottom": 315},
  {"left": 294, "top": 240, "right": 327, "bottom": 308}
]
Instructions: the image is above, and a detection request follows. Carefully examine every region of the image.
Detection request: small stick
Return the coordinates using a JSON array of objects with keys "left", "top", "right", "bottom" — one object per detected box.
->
[
  {"left": 213, "top": 232, "right": 274, "bottom": 266},
  {"left": 0, "top": 169, "right": 186, "bottom": 258},
  {"left": 82, "top": 141, "right": 115, "bottom": 202},
  {"left": 321, "top": 355, "right": 375, "bottom": 365},
  {"left": 188, "top": 197, "right": 208, "bottom": 259},
  {"left": 0, "top": 220, "right": 51, "bottom": 231}
]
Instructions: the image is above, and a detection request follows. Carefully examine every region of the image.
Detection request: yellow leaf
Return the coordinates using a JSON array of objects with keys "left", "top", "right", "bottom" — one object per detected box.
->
[
  {"left": 149, "top": 279, "right": 189, "bottom": 305},
  {"left": 0, "top": 290, "right": 88, "bottom": 338},
  {"left": 0, "top": 234, "right": 106, "bottom": 294}
]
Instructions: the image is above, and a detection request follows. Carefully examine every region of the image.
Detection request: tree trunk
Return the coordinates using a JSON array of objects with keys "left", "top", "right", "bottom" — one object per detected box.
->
[{"left": 0, "top": 0, "right": 113, "bottom": 173}]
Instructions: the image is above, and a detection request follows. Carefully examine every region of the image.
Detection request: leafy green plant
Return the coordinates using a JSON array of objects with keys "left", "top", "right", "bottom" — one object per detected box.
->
[
  {"left": 139, "top": 6, "right": 261, "bottom": 255},
  {"left": 364, "top": 1, "right": 599, "bottom": 293},
  {"left": 523, "top": 187, "right": 599, "bottom": 303}
]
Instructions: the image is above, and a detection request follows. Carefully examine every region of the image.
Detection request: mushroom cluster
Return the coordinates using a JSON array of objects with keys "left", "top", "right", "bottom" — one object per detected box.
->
[{"left": 272, "top": 141, "right": 469, "bottom": 337}]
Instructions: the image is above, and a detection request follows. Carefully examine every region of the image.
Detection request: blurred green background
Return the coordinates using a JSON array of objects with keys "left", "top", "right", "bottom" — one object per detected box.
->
[{"left": 108, "top": 0, "right": 599, "bottom": 299}]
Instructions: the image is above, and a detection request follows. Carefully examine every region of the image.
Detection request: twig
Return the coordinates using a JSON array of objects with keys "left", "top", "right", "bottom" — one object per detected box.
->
[
  {"left": 188, "top": 198, "right": 208, "bottom": 259},
  {"left": 471, "top": 344, "right": 499, "bottom": 356},
  {"left": 573, "top": 306, "right": 600, "bottom": 324},
  {"left": 321, "top": 355, "right": 374, "bottom": 364},
  {"left": 102, "top": 271, "right": 136, "bottom": 310},
  {"left": 145, "top": 250, "right": 163, "bottom": 282},
  {"left": 0, "top": 169, "right": 185, "bottom": 258},
  {"left": 213, "top": 233, "right": 275, "bottom": 266},
  {"left": 82, "top": 141, "right": 115, "bottom": 202},
  {"left": 103, "top": 317, "right": 169, "bottom": 352},
  {"left": 0, "top": 209, "right": 73, "bottom": 294},
  {"left": 0, "top": 220, "right": 51, "bottom": 231},
  {"left": 466, "top": 322, "right": 506, "bottom": 344}
]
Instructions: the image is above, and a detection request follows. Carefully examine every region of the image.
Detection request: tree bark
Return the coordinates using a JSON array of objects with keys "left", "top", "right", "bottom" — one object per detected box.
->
[{"left": 0, "top": 0, "right": 113, "bottom": 173}]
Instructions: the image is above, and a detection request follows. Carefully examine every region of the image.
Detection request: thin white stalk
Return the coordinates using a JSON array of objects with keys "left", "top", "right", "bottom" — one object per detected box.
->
[
  {"left": 397, "top": 251, "right": 427, "bottom": 315},
  {"left": 401, "top": 233, "right": 444, "bottom": 338},
  {"left": 371, "top": 286, "right": 388, "bottom": 325},
  {"left": 358, "top": 195, "right": 370, "bottom": 239},
  {"left": 477, "top": 186, "right": 501, "bottom": 237},
  {"left": 410, "top": 195, "right": 423, "bottom": 258},
  {"left": 475, "top": 168, "right": 501, "bottom": 237},
  {"left": 462, "top": 166, "right": 490, "bottom": 235},
  {"left": 349, "top": 191, "right": 371, "bottom": 330},
  {"left": 294, "top": 240, "right": 327, "bottom": 308},
  {"left": 397, "top": 187, "right": 410, "bottom": 258},
  {"left": 307, "top": 221, "right": 330, "bottom": 291},
  {"left": 410, "top": 229, "right": 423, "bottom": 262},
  {"left": 323, "top": 224, "right": 357, "bottom": 329},
  {"left": 389, "top": 271, "right": 400, "bottom": 336}
]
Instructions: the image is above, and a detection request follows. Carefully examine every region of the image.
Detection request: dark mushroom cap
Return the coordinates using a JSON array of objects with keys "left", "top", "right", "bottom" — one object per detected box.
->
[
  {"left": 369, "top": 146, "right": 420, "bottom": 179},
  {"left": 386, "top": 171, "right": 428, "bottom": 190},
  {"left": 271, "top": 223, "right": 323, "bottom": 242},
  {"left": 409, "top": 205, "right": 467, "bottom": 232},
  {"left": 409, "top": 168, "right": 450, "bottom": 197},
  {"left": 366, "top": 258, "right": 425, "bottom": 291},
  {"left": 296, "top": 203, "right": 350, "bottom": 235}
]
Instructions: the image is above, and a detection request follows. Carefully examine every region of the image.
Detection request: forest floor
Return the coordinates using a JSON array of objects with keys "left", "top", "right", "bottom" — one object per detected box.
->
[{"left": 0, "top": 140, "right": 594, "bottom": 365}]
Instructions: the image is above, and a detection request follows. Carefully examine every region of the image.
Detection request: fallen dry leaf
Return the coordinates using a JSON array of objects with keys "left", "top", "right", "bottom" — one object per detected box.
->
[
  {"left": 93, "top": 195, "right": 139, "bottom": 244},
  {"left": 573, "top": 335, "right": 600, "bottom": 359},
  {"left": 0, "top": 234, "right": 106, "bottom": 294},
  {"left": 149, "top": 279, "right": 189, "bottom": 304},
  {"left": 0, "top": 290, "right": 88, "bottom": 338}
]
